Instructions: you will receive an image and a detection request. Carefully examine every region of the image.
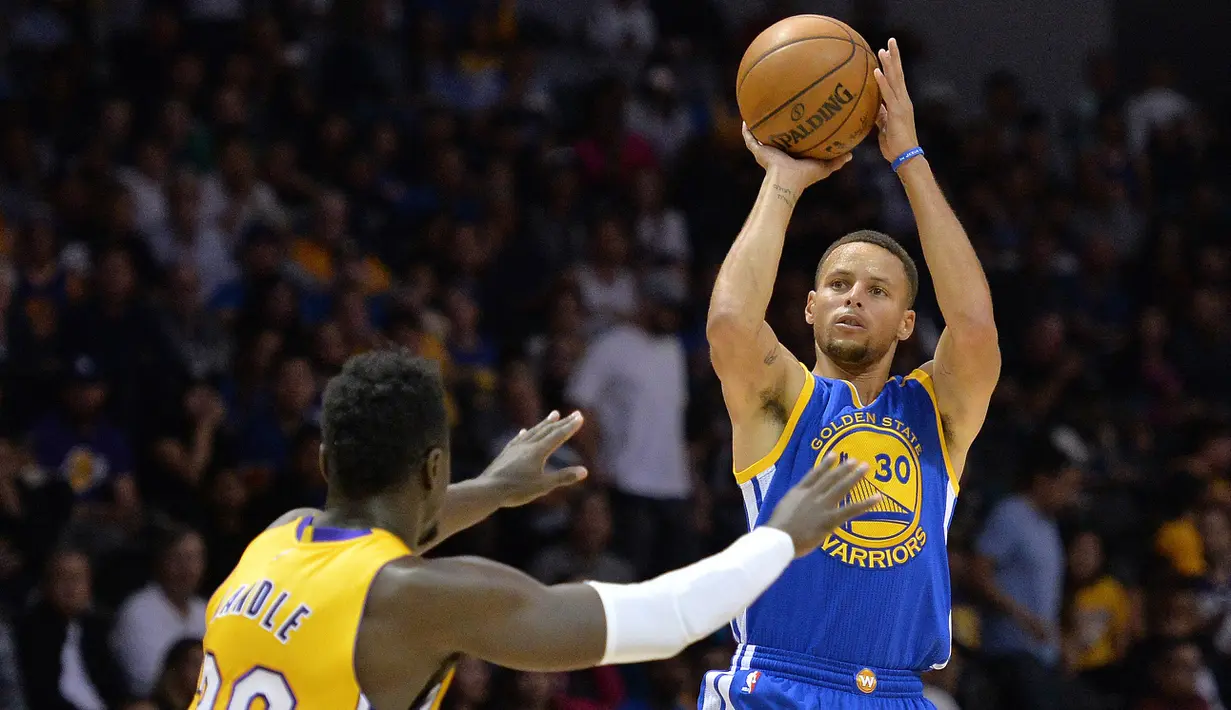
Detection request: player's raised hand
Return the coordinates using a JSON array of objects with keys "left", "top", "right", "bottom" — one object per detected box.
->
[
  {"left": 872, "top": 37, "right": 920, "bottom": 164},
  {"left": 742, "top": 123, "right": 852, "bottom": 192},
  {"left": 765, "top": 455, "right": 879, "bottom": 558},
  {"left": 479, "top": 410, "right": 589, "bottom": 507}
]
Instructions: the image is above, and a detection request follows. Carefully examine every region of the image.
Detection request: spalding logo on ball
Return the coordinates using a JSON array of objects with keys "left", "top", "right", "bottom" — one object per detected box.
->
[{"left": 736, "top": 15, "right": 881, "bottom": 159}]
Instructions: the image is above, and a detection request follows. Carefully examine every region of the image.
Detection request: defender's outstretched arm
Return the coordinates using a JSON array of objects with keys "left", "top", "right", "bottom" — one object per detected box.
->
[{"left": 370, "top": 458, "right": 876, "bottom": 672}]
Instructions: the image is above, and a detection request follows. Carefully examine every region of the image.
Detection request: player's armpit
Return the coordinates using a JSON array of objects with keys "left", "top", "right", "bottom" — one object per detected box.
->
[
  {"left": 374, "top": 556, "right": 607, "bottom": 672},
  {"left": 707, "top": 318, "right": 805, "bottom": 421}
]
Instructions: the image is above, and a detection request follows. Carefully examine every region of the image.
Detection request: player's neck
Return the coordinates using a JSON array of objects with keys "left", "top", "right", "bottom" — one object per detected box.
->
[
  {"left": 318, "top": 495, "right": 417, "bottom": 545},
  {"left": 813, "top": 356, "right": 892, "bottom": 407}
]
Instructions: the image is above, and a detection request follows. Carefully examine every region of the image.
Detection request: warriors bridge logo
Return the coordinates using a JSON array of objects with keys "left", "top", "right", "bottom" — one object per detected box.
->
[{"left": 809, "top": 412, "right": 928, "bottom": 568}]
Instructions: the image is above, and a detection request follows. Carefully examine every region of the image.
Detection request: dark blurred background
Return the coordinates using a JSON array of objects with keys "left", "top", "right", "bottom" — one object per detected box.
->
[{"left": 0, "top": 1, "right": 1227, "bottom": 709}]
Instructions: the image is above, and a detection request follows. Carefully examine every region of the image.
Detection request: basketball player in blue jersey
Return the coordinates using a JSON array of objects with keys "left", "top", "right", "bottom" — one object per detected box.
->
[{"left": 703, "top": 39, "right": 1001, "bottom": 708}]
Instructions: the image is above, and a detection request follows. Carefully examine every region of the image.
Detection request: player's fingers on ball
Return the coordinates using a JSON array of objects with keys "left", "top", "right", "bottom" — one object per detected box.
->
[
  {"left": 741, "top": 123, "right": 758, "bottom": 147},
  {"left": 876, "top": 105, "right": 888, "bottom": 129},
  {"left": 890, "top": 53, "right": 911, "bottom": 99},
  {"left": 873, "top": 69, "right": 895, "bottom": 107},
  {"left": 876, "top": 48, "right": 893, "bottom": 85},
  {"left": 887, "top": 39, "right": 905, "bottom": 82}
]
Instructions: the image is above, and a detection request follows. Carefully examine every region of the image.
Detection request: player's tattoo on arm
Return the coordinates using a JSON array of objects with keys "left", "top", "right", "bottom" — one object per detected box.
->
[
  {"left": 772, "top": 184, "right": 796, "bottom": 207},
  {"left": 763, "top": 343, "right": 779, "bottom": 365}
]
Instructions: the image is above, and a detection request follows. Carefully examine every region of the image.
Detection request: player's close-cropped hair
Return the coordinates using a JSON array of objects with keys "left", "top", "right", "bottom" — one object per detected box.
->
[
  {"left": 321, "top": 350, "right": 448, "bottom": 498},
  {"left": 816, "top": 230, "right": 920, "bottom": 307}
]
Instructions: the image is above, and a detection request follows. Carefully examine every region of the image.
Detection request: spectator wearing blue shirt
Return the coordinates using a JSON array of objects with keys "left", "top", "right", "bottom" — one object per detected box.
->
[
  {"left": 973, "top": 435, "right": 1083, "bottom": 710},
  {"left": 28, "top": 355, "right": 140, "bottom": 549}
]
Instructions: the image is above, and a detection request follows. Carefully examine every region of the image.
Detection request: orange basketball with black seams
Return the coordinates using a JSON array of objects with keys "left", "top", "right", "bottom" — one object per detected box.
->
[{"left": 736, "top": 15, "right": 880, "bottom": 159}]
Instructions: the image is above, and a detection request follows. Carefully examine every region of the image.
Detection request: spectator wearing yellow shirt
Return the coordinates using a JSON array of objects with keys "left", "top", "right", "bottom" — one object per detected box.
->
[
  {"left": 287, "top": 191, "right": 391, "bottom": 299},
  {"left": 1065, "top": 530, "right": 1138, "bottom": 695},
  {"left": 1154, "top": 473, "right": 1209, "bottom": 579}
]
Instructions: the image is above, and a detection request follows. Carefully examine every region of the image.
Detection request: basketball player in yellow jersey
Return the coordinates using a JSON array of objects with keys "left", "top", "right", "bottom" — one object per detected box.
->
[{"left": 193, "top": 350, "right": 881, "bottom": 710}]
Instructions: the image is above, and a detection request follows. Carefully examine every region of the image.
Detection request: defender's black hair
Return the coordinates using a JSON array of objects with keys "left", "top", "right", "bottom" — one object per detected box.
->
[{"left": 321, "top": 350, "right": 448, "bottom": 499}]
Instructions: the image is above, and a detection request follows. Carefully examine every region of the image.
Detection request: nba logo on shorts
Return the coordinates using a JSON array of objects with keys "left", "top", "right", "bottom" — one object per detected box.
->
[
  {"left": 855, "top": 668, "right": 877, "bottom": 694},
  {"left": 741, "top": 671, "right": 761, "bottom": 694}
]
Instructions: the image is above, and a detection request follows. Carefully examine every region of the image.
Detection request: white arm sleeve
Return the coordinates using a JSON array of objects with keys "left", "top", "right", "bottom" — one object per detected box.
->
[{"left": 585, "top": 526, "right": 794, "bottom": 665}]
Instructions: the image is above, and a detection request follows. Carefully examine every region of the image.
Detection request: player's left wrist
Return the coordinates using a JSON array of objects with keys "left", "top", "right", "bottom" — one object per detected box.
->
[
  {"left": 893, "top": 150, "right": 929, "bottom": 181},
  {"left": 891, "top": 156, "right": 925, "bottom": 180}
]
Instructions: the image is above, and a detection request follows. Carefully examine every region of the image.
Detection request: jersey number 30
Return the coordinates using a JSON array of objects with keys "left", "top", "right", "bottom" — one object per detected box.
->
[{"left": 195, "top": 653, "right": 296, "bottom": 709}]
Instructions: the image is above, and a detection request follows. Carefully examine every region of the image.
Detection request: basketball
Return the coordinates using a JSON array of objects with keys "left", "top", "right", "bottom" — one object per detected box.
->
[{"left": 736, "top": 15, "right": 880, "bottom": 159}]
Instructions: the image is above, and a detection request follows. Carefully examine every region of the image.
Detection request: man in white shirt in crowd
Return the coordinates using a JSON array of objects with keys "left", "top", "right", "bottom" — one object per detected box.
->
[
  {"left": 566, "top": 273, "right": 695, "bottom": 578},
  {"left": 110, "top": 526, "right": 208, "bottom": 698}
]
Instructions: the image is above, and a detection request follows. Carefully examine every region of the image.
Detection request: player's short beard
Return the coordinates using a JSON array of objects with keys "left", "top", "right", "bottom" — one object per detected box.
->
[{"left": 819, "top": 333, "right": 884, "bottom": 369}]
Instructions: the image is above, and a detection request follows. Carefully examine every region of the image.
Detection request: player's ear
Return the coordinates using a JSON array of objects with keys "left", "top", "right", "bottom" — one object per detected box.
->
[
  {"left": 898, "top": 309, "right": 916, "bottom": 341},
  {"left": 423, "top": 447, "right": 447, "bottom": 492},
  {"left": 805, "top": 291, "right": 817, "bottom": 325}
]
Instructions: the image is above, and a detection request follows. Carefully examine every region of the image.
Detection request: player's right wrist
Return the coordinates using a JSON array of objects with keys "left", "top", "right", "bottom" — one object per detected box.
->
[
  {"left": 760, "top": 523, "right": 800, "bottom": 556},
  {"left": 763, "top": 170, "right": 805, "bottom": 208}
]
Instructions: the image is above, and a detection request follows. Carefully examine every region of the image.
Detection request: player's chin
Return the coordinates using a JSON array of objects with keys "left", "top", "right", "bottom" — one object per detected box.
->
[
  {"left": 821, "top": 335, "right": 875, "bottom": 364},
  {"left": 825, "top": 327, "right": 870, "bottom": 346}
]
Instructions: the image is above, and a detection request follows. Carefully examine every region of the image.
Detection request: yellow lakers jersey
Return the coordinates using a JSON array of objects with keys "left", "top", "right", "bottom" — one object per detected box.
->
[{"left": 191, "top": 515, "right": 454, "bottom": 710}]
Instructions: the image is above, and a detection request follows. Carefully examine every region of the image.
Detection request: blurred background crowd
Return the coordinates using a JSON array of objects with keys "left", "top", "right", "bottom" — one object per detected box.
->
[{"left": 0, "top": 0, "right": 1227, "bottom": 709}]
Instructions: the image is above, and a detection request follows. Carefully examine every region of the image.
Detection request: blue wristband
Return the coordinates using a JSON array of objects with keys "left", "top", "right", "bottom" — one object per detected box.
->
[{"left": 891, "top": 147, "right": 925, "bottom": 172}]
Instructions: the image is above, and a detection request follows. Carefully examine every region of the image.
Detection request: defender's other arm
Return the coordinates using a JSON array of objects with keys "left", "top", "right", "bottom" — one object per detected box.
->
[
  {"left": 416, "top": 412, "right": 587, "bottom": 553},
  {"left": 874, "top": 39, "right": 1000, "bottom": 463},
  {"left": 381, "top": 458, "right": 875, "bottom": 671},
  {"left": 267, "top": 412, "right": 587, "bottom": 548}
]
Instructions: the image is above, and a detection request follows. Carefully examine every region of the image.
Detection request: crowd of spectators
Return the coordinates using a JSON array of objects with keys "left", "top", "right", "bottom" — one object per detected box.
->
[{"left": 0, "top": 1, "right": 1227, "bottom": 709}]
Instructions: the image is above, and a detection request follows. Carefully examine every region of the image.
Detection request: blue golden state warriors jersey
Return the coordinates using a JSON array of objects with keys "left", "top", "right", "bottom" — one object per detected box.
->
[{"left": 733, "top": 364, "right": 959, "bottom": 672}]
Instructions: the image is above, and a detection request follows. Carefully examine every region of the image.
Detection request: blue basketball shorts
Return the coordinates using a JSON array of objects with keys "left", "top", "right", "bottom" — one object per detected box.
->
[{"left": 698, "top": 645, "right": 936, "bottom": 709}]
